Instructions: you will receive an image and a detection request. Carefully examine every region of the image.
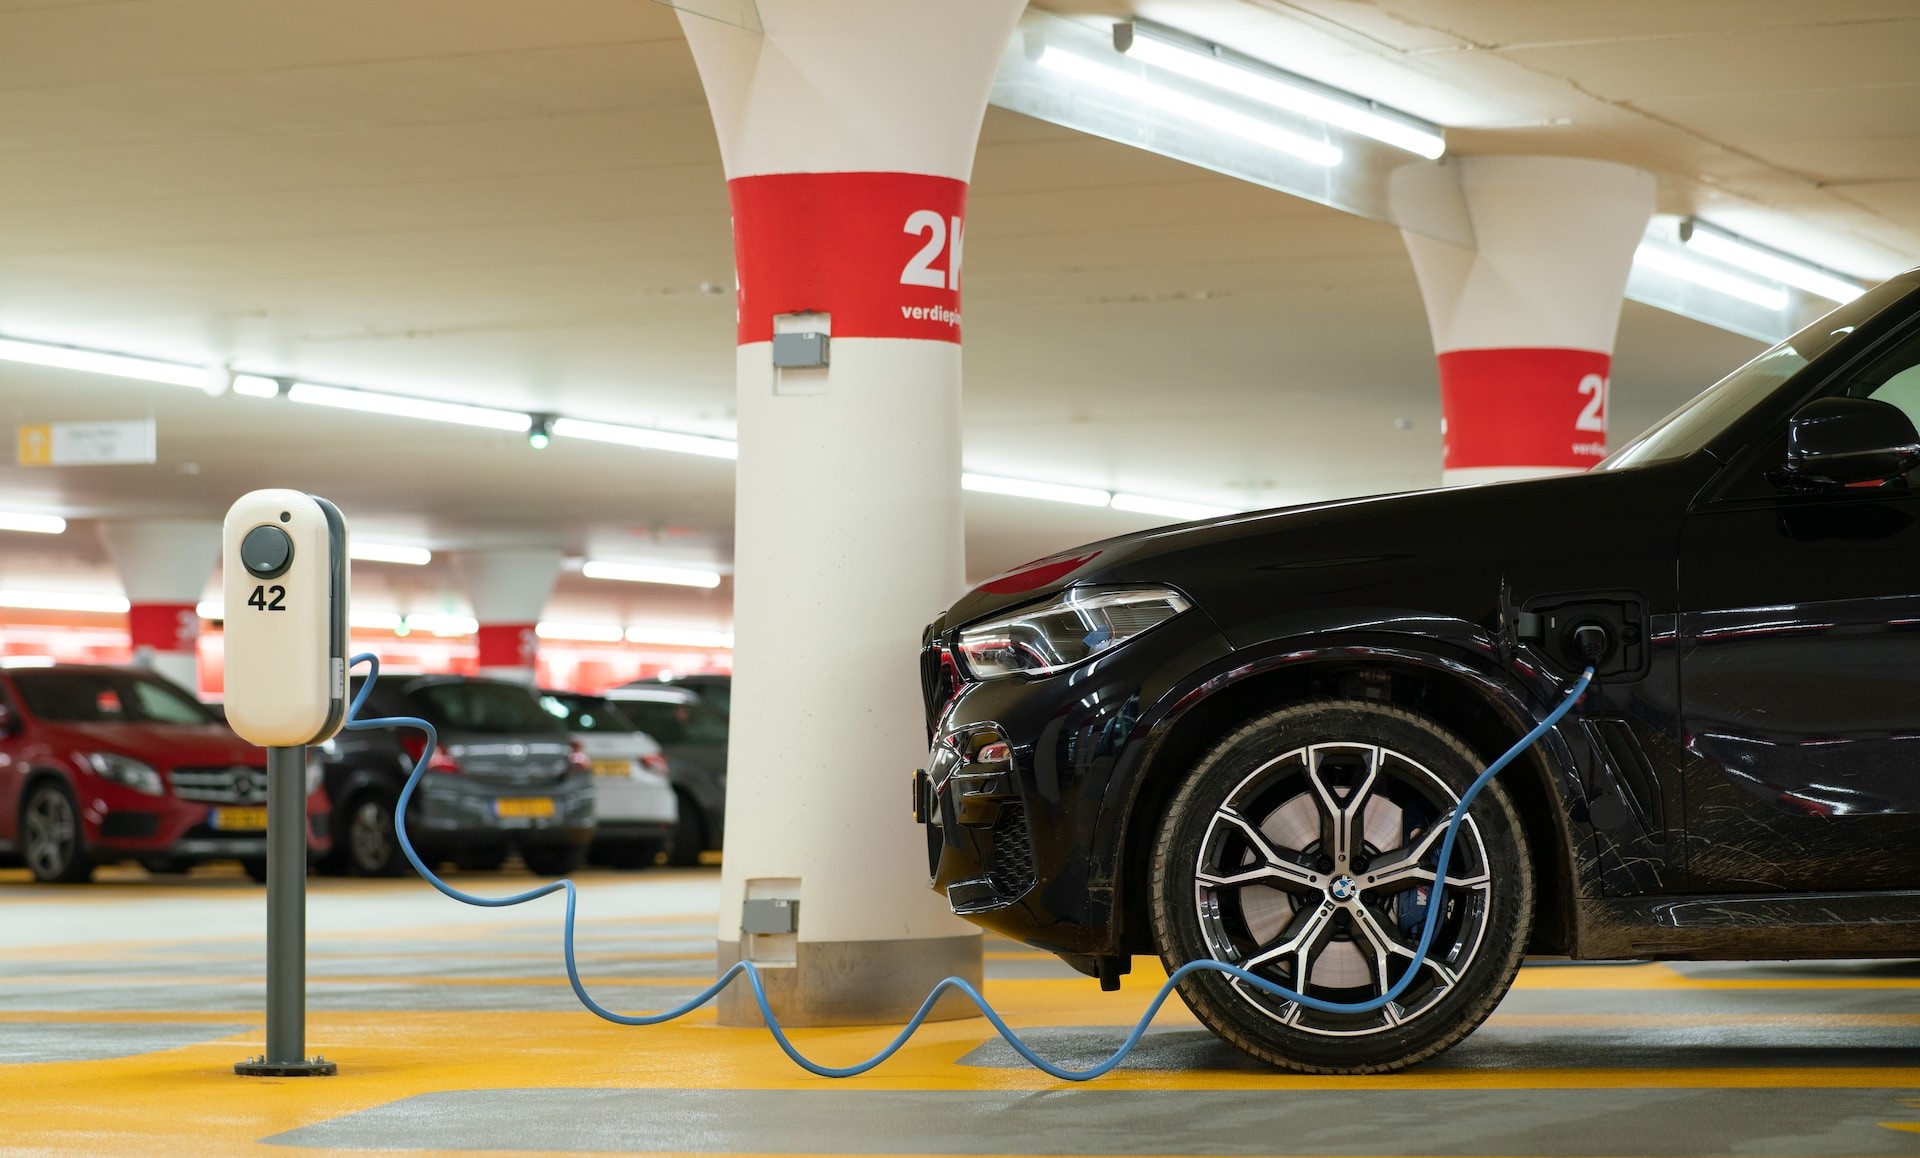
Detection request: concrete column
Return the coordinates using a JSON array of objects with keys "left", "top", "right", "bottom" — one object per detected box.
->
[
  {"left": 98, "top": 519, "right": 221, "bottom": 693},
  {"left": 679, "top": 0, "right": 1024, "bottom": 1026},
  {"left": 453, "top": 549, "right": 562, "bottom": 683},
  {"left": 1401, "top": 157, "right": 1655, "bottom": 486}
]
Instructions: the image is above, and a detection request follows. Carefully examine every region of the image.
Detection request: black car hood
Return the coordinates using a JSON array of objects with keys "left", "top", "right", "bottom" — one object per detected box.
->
[{"left": 940, "top": 462, "right": 1707, "bottom": 631}]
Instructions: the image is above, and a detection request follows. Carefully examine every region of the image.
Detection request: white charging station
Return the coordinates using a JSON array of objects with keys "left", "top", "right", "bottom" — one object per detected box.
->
[
  {"left": 222, "top": 488, "right": 350, "bottom": 1078},
  {"left": 221, "top": 489, "right": 350, "bottom": 749}
]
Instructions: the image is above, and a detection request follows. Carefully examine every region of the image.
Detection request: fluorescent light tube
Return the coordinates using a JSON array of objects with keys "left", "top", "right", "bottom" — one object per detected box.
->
[
  {"left": 349, "top": 610, "right": 404, "bottom": 631},
  {"left": 350, "top": 542, "right": 432, "bottom": 566},
  {"left": 625, "top": 626, "right": 735, "bottom": 648},
  {"left": 0, "top": 590, "right": 131, "bottom": 613},
  {"left": 232, "top": 374, "right": 281, "bottom": 398},
  {"left": 1634, "top": 246, "right": 1789, "bottom": 311},
  {"left": 1036, "top": 48, "right": 1342, "bottom": 168},
  {"left": 195, "top": 601, "right": 223, "bottom": 620},
  {"left": 0, "top": 337, "right": 206, "bottom": 388},
  {"left": 286, "top": 382, "right": 531, "bottom": 432},
  {"left": 1120, "top": 23, "right": 1444, "bottom": 159},
  {"left": 1110, "top": 493, "right": 1237, "bottom": 520},
  {"left": 536, "top": 622, "right": 626, "bottom": 643},
  {"left": 1680, "top": 221, "right": 1865, "bottom": 304},
  {"left": 551, "top": 417, "right": 739, "bottom": 460},
  {"left": 0, "top": 512, "right": 67, "bottom": 535},
  {"left": 0, "top": 655, "right": 56, "bottom": 668},
  {"left": 581, "top": 560, "right": 724, "bottom": 589},
  {"left": 961, "top": 472, "right": 1113, "bottom": 507},
  {"left": 403, "top": 613, "right": 478, "bottom": 637}
]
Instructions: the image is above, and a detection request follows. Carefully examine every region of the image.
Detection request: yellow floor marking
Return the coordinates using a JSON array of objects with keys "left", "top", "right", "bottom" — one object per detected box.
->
[{"left": 4, "top": 999, "right": 1920, "bottom": 1158}]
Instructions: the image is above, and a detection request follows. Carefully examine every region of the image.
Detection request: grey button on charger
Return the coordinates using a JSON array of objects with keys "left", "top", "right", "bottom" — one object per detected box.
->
[{"left": 241, "top": 525, "right": 295, "bottom": 579}]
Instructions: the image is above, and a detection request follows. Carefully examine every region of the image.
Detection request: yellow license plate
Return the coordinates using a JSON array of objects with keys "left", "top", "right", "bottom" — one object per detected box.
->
[
  {"left": 494, "top": 797, "right": 556, "bottom": 819},
  {"left": 590, "top": 759, "right": 631, "bottom": 778},
  {"left": 212, "top": 806, "right": 269, "bottom": 831}
]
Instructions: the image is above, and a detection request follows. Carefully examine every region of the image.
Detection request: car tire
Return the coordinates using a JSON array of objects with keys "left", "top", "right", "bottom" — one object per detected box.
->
[
  {"left": 1149, "top": 699, "right": 1532, "bottom": 1075},
  {"left": 22, "top": 780, "right": 93, "bottom": 884},
  {"left": 344, "top": 789, "right": 406, "bottom": 877},
  {"left": 666, "top": 791, "right": 706, "bottom": 867},
  {"left": 521, "top": 845, "right": 582, "bottom": 877},
  {"left": 241, "top": 857, "right": 270, "bottom": 884}
]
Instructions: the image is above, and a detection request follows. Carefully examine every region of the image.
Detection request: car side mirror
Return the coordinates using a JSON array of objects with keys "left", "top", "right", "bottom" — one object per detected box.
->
[
  {"left": 0, "top": 703, "right": 18, "bottom": 737},
  {"left": 1781, "top": 397, "right": 1920, "bottom": 487}
]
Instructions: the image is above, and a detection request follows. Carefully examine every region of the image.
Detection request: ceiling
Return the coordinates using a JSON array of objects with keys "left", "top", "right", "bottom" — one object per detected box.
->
[{"left": 9, "top": 0, "right": 1896, "bottom": 625}]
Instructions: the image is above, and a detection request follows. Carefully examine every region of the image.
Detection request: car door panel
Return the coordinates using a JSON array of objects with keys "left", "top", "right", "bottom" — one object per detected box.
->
[{"left": 1680, "top": 432, "right": 1920, "bottom": 890}]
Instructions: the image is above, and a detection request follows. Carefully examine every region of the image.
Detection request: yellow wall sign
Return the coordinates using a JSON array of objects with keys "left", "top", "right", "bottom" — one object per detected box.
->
[
  {"left": 17, "top": 424, "right": 52, "bottom": 466},
  {"left": 16, "top": 419, "right": 156, "bottom": 466}
]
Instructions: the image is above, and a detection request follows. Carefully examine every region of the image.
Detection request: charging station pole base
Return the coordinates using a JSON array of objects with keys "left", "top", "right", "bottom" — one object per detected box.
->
[{"left": 236, "top": 744, "right": 335, "bottom": 1078}]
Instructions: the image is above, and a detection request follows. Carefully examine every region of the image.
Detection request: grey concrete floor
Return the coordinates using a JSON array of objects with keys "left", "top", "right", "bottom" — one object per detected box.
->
[{"left": 2, "top": 864, "right": 1917, "bottom": 1156}]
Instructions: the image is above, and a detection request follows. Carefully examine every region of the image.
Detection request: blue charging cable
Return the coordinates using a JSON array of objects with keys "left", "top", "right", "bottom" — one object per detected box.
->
[{"left": 347, "top": 652, "right": 1592, "bottom": 1080}]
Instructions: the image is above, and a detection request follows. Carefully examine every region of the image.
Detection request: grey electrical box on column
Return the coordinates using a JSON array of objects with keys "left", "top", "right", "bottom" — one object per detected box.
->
[{"left": 222, "top": 488, "right": 350, "bottom": 1078}]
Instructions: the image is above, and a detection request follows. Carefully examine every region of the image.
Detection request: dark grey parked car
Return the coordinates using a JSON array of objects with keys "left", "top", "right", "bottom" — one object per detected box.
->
[
  {"left": 315, "top": 675, "right": 595, "bottom": 876},
  {"left": 605, "top": 684, "right": 726, "bottom": 865},
  {"left": 617, "top": 673, "right": 730, "bottom": 717}
]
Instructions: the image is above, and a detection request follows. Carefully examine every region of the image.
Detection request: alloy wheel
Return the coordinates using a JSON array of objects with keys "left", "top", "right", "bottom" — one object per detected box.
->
[
  {"left": 349, "top": 798, "right": 397, "bottom": 874},
  {"left": 24, "top": 787, "right": 79, "bottom": 880},
  {"left": 1192, "top": 740, "right": 1492, "bottom": 1037}
]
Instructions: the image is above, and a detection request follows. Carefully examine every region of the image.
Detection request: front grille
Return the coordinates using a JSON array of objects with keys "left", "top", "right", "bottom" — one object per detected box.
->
[
  {"left": 919, "top": 642, "right": 960, "bottom": 742},
  {"left": 171, "top": 765, "right": 267, "bottom": 805},
  {"left": 987, "top": 802, "right": 1036, "bottom": 898}
]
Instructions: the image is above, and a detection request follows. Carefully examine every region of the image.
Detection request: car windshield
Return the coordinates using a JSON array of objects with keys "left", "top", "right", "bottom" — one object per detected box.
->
[
  {"left": 408, "top": 682, "right": 564, "bottom": 735},
  {"left": 537, "top": 693, "right": 637, "bottom": 734},
  {"left": 615, "top": 696, "right": 728, "bottom": 745},
  {"left": 1599, "top": 275, "right": 1920, "bottom": 470},
  {"left": 11, "top": 670, "right": 215, "bottom": 725}
]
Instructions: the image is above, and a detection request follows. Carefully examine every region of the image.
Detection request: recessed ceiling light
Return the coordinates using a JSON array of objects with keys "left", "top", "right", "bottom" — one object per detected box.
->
[
  {"left": 1679, "top": 219, "right": 1866, "bottom": 304},
  {"left": 961, "top": 472, "right": 1113, "bottom": 507},
  {"left": 1035, "top": 47, "right": 1342, "bottom": 168},
  {"left": 0, "top": 512, "right": 67, "bottom": 535},
  {"left": 0, "top": 590, "right": 130, "bottom": 613},
  {"left": 1634, "top": 245, "right": 1789, "bottom": 311},
  {"left": 1110, "top": 493, "right": 1236, "bottom": 520},
  {"left": 551, "top": 417, "right": 738, "bottom": 460},
  {"left": 350, "top": 542, "right": 432, "bottom": 566},
  {"left": 581, "top": 560, "right": 724, "bottom": 589},
  {"left": 1116, "top": 20, "right": 1445, "bottom": 159},
  {"left": 0, "top": 336, "right": 206, "bottom": 388},
  {"left": 285, "top": 382, "right": 531, "bottom": 432}
]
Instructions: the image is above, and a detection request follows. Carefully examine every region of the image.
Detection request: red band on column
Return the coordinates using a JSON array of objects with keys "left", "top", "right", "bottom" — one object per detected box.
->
[
  {"left": 128, "top": 603, "right": 199, "bottom": 652},
  {"left": 730, "top": 172, "right": 968, "bottom": 345},
  {"left": 476, "top": 624, "right": 538, "bottom": 669},
  {"left": 1438, "top": 348, "right": 1612, "bottom": 472}
]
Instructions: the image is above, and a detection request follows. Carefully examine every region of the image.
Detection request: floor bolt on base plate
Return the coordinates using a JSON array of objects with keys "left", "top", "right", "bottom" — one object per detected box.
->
[{"left": 234, "top": 1056, "right": 338, "bottom": 1078}]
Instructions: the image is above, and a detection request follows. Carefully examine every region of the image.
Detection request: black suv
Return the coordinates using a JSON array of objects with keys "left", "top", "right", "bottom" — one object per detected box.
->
[
  {"left": 315, "top": 675, "right": 594, "bottom": 876},
  {"left": 917, "top": 274, "right": 1920, "bottom": 1074}
]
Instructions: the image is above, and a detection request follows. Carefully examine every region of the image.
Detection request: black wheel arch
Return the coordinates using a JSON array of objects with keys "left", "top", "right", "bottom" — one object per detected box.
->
[{"left": 1106, "top": 638, "right": 1590, "bottom": 961}]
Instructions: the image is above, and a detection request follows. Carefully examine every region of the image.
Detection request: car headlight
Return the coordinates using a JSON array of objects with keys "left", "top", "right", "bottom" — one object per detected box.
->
[
  {"left": 83, "top": 752, "right": 165, "bottom": 797},
  {"left": 306, "top": 752, "right": 325, "bottom": 797},
  {"left": 956, "top": 585, "right": 1192, "bottom": 679}
]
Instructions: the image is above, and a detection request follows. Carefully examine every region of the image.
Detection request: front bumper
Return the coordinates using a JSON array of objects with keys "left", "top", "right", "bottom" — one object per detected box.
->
[
  {"left": 82, "top": 779, "right": 332, "bottom": 861},
  {"left": 916, "top": 608, "right": 1232, "bottom": 958}
]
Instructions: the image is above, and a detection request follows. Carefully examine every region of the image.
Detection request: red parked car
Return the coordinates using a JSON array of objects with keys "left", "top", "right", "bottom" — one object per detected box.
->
[{"left": 0, "top": 664, "right": 330, "bottom": 883}]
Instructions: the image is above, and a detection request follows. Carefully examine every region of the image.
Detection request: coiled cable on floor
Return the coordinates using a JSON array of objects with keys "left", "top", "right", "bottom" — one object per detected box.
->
[{"left": 348, "top": 652, "right": 1593, "bottom": 1080}]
